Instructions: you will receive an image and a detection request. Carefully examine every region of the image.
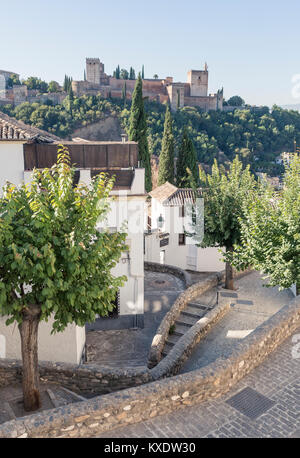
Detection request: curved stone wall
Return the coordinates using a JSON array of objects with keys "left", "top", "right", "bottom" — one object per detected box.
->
[
  {"left": 0, "top": 295, "right": 299, "bottom": 438},
  {"left": 148, "top": 272, "right": 223, "bottom": 367},
  {"left": 144, "top": 261, "right": 189, "bottom": 287}
]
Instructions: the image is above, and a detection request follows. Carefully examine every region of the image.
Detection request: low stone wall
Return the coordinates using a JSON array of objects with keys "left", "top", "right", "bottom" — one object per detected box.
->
[
  {"left": 147, "top": 266, "right": 252, "bottom": 368},
  {"left": 151, "top": 300, "right": 231, "bottom": 379},
  {"left": 148, "top": 272, "right": 223, "bottom": 367},
  {"left": 1, "top": 295, "right": 299, "bottom": 438},
  {"left": 0, "top": 360, "right": 152, "bottom": 396},
  {"left": 144, "top": 261, "right": 189, "bottom": 287}
]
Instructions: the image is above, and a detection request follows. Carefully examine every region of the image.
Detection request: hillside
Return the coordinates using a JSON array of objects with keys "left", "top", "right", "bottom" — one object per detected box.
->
[{"left": 2, "top": 94, "right": 300, "bottom": 175}]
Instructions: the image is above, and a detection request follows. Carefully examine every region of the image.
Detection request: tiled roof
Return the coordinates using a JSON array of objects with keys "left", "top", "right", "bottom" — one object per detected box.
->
[
  {"left": 149, "top": 181, "right": 178, "bottom": 203},
  {"left": 150, "top": 181, "right": 202, "bottom": 206},
  {"left": 0, "top": 111, "right": 61, "bottom": 142},
  {"left": 165, "top": 188, "right": 201, "bottom": 206}
]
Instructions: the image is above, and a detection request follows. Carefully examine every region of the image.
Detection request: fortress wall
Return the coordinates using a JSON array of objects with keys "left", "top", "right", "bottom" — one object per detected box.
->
[{"left": 184, "top": 95, "right": 218, "bottom": 110}]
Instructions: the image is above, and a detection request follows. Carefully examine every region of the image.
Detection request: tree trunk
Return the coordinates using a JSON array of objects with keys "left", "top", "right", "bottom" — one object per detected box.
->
[
  {"left": 18, "top": 305, "right": 41, "bottom": 412},
  {"left": 225, "top": 246, "right": 235, "bottom": 290}
]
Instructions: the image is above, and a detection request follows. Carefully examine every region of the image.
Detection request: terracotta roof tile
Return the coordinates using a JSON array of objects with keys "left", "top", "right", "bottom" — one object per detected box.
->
[
  {"left": 150, "top": 182, "right": 202, "bottom": 206},
  {"left": 0, "top": 111, "right": 61, "bottom": 143},
  {"left": 149, "top": 181, "right": 178, "bottom": 203}
]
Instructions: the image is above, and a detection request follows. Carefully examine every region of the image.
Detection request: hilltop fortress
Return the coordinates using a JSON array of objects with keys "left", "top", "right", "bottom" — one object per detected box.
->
[
  {"left": 72, "top": 58, "right": 224, "bottom": 111},
  {"left": 0, "top": 59, "right": 224, "bottom": 112}
]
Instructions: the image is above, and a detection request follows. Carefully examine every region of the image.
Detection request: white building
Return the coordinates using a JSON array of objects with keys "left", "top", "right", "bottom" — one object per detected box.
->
[
  {"left": 0, "top": 112, "right": 146, "bottom": 364},
  {"left": 145, "top": 182, "right": 224, "bottom": 272}
]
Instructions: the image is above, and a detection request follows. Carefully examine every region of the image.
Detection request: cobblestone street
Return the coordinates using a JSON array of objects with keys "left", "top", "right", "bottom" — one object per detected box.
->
[
  {"left": 86, "top": 271, "right": 185, "bottom": 367},
  {"left": 98, "top": 331, "right": 300, "bottom": 438}
]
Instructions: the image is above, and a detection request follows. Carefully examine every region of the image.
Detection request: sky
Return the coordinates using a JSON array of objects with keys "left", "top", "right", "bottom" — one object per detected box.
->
[{"left": 1, "top": 0, "right": 300, "bottom": 107}]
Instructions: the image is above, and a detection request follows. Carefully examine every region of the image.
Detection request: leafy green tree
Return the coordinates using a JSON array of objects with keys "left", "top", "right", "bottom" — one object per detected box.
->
[
  {"left": 128, "top": 74, "right": 152, "bottom": 191},
  {"left": 120, "top": 69, "right": 129, "bottom": 80},
  {"left": 0, "top": 146, "right": 127, "bottom": 411},
  {"left": 194, "top": 156, "right": 257, "bottom": 289},
  {"left": 23, "top": 77, "right": 48, "bottom": 92},
  {"left": 176, "top": 127, "right": 199, "bottom": 187},
  {"left": 48, "top": 81, "right": 60, "bottom": 93},
  {"left": 158, "top": 105, "right": 175, "bottom": 185},
  {"left": 227, "top": 95, "right": 245, "bottom": 106},
  {"left": 227, "top": 154, "right": 300, "bottom": 292},
  {"left": 6, "top": 73, "right": 21, "bottom": 88},
  {"left": 153, "top": 74, "right": 158, "bottom": 79}
]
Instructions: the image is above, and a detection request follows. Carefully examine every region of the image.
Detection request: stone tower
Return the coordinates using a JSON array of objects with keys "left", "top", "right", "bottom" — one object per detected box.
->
[
  {"left": 86, "top": 58, "right": 104, "bottom": 85},
  {"left": 187, "top": 65, "right": 208, "bottom": 97}
]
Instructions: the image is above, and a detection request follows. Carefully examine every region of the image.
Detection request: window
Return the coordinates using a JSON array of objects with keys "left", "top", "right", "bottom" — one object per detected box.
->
[
  {"left": 179, "top": 205, "right": 185, "bottom": 218},
  {"left": 178, "top": 234, "right": 186, "bottom": 246}
]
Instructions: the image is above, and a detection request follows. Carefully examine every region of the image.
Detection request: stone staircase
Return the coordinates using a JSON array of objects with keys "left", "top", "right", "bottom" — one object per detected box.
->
[{"left": 161, "top": 301, "right": 215, "bottom": 358}]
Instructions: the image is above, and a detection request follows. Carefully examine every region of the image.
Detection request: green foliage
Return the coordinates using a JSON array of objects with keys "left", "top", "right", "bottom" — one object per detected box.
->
[
  {"left": 6, "top": 73, "right": 21, "bottom": 88},
  {"left": 63, "top": 75, "right": 72, "bottom": 93},
  {"left": 142, "top": 65, "right": 144, "bottom": 79},
  {"left": 48, "top": 81, "right": 60, "bottom": 93},
  {"left": 3, "top": 94, "right": 300, "bottom": 175},
  {"left": 227, "top": 95, "right": 245, "bottom": 106},
  {"left": 227, "top": 154, "right": 300, "bottom": 290},
  {"left": 176, "top": 127, "right": 199, "bottom": 188},
  {"left": 169, "top": 324, "right": 176, "bottom": 335},
  {"left": 196, "top": 156, "right": 257, "bottom": 250},
  {"left": 0, "top": 146, "right": 127, "bottom": 332},
  {"left": 114, "top": 65, "right": 120, "bottom": 79},
  {"left": 158, "top": 105, "right": 175, "bottom": 185},
  {"left": 22, "top": 76, "right": 48, "bottom": 92},
  {"left": 120, "top": 69, "right": 129, "bottom": 80},
  {"left": 129, "top": 67, "right": 136, "bottom": 80},
  {"left": 2, "top": 94, "right": 123, "bottom": 138},
  {"left": 128, "top": 74, "right": 152, "bottom": 191}
]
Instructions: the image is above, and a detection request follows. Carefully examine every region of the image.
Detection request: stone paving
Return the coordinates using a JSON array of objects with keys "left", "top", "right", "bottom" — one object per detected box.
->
[
  {"left": 180, "top": 271, "right": 294, "bottom": 372},
  {"left": 86, "top": 271, "right": 185, "bottom": 367},
  {"left": 98, "top": 332, "right": 300, "bottom": 438},
  {"left": 0, "top": 382, "right": 85, "bottom": 425}
]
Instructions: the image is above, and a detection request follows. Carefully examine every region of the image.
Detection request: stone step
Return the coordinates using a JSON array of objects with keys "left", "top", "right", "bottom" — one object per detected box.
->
[
  {"left": 188, "top": 302, "right": 208, "bottom": 310},
  {"left": 163, "top": 341, "right": 175, "bottom": 354},
  {"left": 181, "top": 305, "right": 206, "bottom": 319},
  {"left": 172, "top": 323, "right": 189, "bottom": 336},
  {"left": 175, "top": 314, "right": 198, "bottom": 327},
  {"left": 166, "top": 334, "right": 181, "bottom": 346}
]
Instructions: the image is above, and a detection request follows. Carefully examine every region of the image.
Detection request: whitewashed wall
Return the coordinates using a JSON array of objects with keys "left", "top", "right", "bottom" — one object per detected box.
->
[
  {"left": 0, "top": 142, "right": 24, "bottom": 191},
  {"left": 0, "top": 316, "right": 85, "bottom": 364},
  {"left": 147, "top": 197, "right": 225, "bottom": 272}
]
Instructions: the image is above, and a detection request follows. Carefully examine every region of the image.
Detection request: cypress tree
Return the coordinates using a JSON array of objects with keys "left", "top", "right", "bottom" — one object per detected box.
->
[
  {"left": 84, "top": 70, "right": 86, "bottom": 81},
  {"left": 176, "top": 127, "right": 199, "bottom": 188},
  {"left": 115, "top": 65, "right": 120, "bottom": 79},
  {"left": 128, "top": 73, "right": 152, "bottom": 192},
  {"left": 158, "top": 105, "right": 175, "bottom": 186},
  {"left": 142, "top": 65, "right": 144, "bottom": 79}
]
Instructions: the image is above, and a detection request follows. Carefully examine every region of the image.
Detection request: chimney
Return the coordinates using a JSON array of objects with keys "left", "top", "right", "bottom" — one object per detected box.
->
[{"left": 121, "top": 133, "right": 127, "bottom": 143}]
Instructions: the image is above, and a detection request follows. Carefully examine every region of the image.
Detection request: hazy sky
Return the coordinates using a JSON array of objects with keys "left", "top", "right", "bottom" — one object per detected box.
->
[{"left": 1, "top": 0, "right": 300, "bottom": 107}]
